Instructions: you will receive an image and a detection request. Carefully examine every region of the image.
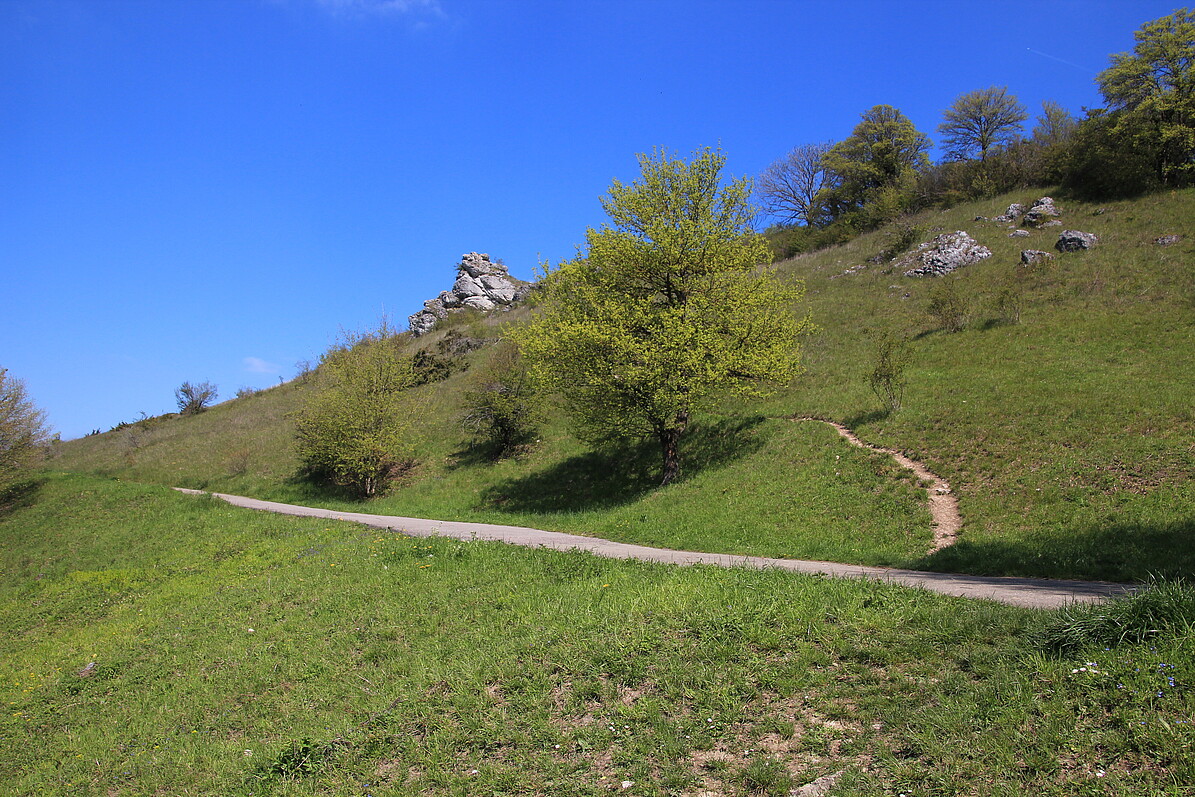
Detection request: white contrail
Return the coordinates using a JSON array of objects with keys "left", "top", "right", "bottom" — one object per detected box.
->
[{"left": 1026, "top": 47, "right": 1094, "bottom": 74}]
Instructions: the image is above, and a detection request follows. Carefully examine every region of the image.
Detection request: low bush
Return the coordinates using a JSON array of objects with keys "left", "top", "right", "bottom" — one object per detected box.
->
[
  {"left": 926, "top": 278, "right": 970, "bottom": 333},
  {"left": 175, "top": 381, "right": 218, "bottom": 415},
  {"left": 866, "top": 333, "right": 913, "bottom": 413},
  {"left": 461, "top": 344, "right": 538, "bottom": 458}
]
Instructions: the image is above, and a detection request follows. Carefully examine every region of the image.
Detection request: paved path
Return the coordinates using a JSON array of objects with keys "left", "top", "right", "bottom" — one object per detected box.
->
[{"left": 176, "top": 489, "right": 1137, "bottom": 610}]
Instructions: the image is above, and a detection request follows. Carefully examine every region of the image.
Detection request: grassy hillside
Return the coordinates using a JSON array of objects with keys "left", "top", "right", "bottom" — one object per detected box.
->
[
  {"left": 3, "top": 474, "right": 1194, "bottom": 795},
  {"left": 53, "top": 187, "right": 1195, "bottom": 582}
]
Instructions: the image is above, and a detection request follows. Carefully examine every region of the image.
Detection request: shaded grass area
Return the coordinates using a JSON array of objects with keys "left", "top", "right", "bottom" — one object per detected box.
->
[{"left": 3, "top": 475, "right": 1194, "bottom": 795}]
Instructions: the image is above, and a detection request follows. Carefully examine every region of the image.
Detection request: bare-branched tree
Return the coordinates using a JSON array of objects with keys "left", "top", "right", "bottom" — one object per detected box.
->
[{"left": 756, "top": 141, "right": 835, "bottom": 226}]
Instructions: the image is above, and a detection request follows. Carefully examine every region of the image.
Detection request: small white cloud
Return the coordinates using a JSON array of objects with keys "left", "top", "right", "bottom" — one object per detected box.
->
[{"left": 243, "top": 357, "right": 281, "bottom": 375}]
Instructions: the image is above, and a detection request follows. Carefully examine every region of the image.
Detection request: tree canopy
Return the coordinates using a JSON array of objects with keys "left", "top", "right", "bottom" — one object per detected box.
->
[
  {"left": 938, "top": 86, "right": 1028, "bottom": 162},
  {"left": 1097, "top": 8, "right": 1195, "bottom": 185},
  {"left": 513, "top": 148, "right": 808, "bottom": 485},
  {"left": 0, "top": 367, "right": 51, "bottom": 489},
  {"left": 817, "top": 105, "right": 932, "bottom": 230}
]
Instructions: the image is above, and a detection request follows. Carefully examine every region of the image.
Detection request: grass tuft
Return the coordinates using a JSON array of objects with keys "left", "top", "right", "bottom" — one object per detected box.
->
[{"left": 1028, "top": 578, "right": 1195, "bottom": 654}]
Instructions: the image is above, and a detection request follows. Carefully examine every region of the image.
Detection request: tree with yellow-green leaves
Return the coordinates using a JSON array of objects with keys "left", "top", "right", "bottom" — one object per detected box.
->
[
  {"left": 0, "top": 367, "right": 51, "bottom": 490},
  {"left": 1097, "top": 8, "right": 1195, "bottom": 186},
  {"left": 513, "top": 148, "right": 809, "bottom": 486},
  {"left": 293, "top": 323, "right": 420, "bottom": 498}
]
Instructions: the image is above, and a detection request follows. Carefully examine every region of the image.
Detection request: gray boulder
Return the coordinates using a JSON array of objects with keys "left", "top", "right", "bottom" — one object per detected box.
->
[
  {"left": 1055, "top": 230, "right": 1099, "bottom": 252},
  {"left": 1009, "top": 229, "right": 1030, "bottom": 238},
  {"left": 452, "top": 273, "right": 485, "bottom": 298},
  {"left": 1020, "top": 249, "right": 1054, "bottom": 265},
  {"left": 898, "top": 231, "right": 992, "bottom": 278},
  {"left": 994, "top": 203, "right": 1024, "bottom": 223},
  {"left": 1155, "top": 234, "right": 1181, "bottom": 246}
]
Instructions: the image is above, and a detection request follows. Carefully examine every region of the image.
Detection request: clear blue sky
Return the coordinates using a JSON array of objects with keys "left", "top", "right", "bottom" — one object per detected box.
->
[{"left": 1, "top": 0, "right": 1180, "bottom": 439}]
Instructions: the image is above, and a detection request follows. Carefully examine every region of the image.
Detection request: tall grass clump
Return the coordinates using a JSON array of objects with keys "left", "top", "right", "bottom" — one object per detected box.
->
[{"left": 1027, "top": 579, "right": 1195, "bottom": 654}]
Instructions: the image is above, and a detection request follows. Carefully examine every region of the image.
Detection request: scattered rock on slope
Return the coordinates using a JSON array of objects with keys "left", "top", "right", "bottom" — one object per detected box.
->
[
  {"left": 1023, "top": 197, "right": 1061, "bottom": 226},
  {"left": 898, "top": 231, "right": 992, "bottom": 278},
  {"left": 408, "top": 252, "right": 529, "bottom": 336},
  {"left": 1055, "top": 230, "right": 1099, "bottom": 252}
]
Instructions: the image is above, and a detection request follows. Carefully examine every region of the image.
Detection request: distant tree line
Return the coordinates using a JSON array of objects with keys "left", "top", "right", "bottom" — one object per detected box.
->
[{"left": 758, "top": 9, "right": 1195, "bottom": 259}]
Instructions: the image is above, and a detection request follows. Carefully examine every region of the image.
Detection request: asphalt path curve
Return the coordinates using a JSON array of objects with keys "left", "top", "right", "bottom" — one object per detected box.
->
[{"left": 176, "top": 489, "right": 1136, "bottom": 610}]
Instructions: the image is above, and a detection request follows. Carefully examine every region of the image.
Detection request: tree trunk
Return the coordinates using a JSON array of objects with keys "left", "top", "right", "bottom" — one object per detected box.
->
[{"left": 658, "top": 410, "right": 690, "bottom": 486}]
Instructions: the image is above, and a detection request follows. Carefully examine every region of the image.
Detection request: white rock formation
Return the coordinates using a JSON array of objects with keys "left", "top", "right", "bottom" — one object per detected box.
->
[
  {"left": 898, "top": 231, "right": 992, "bottom": 278},
  {"left": 408, "top": 253, "right": 528, "bottom": 336}
]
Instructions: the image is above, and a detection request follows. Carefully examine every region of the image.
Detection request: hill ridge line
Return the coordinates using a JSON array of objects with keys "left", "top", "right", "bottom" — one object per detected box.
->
[{"left": 174, "top": 488, "right": 1134, "bottom": 609}]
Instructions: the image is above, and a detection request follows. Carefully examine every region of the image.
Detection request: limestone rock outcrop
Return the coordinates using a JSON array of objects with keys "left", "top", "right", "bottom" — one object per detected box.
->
[
  {"left": 994, "top": 203, "right": 1025, "bottom": 224},
  {"left": 408, "top": 253, "right": 529, "bottom": 337},
  {"left": 898, "top": 231, "right": 992, "bottom": 278},
  {"left": 1055, "top": 230, "right": 1099, "bottom": 253},
  {"left": 1023, "top": 197, "right": 1060, "bottom": 226}
]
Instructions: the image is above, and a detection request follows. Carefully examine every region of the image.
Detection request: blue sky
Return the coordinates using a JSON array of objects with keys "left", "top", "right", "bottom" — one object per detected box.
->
[{"left": 1, "top": 0, "right": 1181, "bottom": 439}]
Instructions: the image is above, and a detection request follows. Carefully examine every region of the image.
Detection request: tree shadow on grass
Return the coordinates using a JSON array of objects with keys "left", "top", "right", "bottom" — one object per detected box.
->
[
  {"left": 842, "top": 408, "right": 891, "bottom": 428},
  {"left": 908, "top": 516, "right": 1195, "bottom": 583},
  {"left": 480, "top": 416, "right": 769, "bottom": 514},
  {"left": 0, "top": 478, "right": 45, "bottom": 520}
]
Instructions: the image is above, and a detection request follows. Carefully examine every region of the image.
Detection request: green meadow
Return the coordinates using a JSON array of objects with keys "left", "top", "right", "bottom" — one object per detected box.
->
[{"left": 3, "top": 474, "right": 1194, "bottom": 795}]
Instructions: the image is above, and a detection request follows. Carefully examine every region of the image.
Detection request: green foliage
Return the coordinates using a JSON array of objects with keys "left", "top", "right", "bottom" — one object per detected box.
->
[
  {"left": 0, "top": 367, "right": 50, "bottom": 489},
  {"left": 1097, "top": 8, "right": 1195, "bottom": 186},
  {"left": 293, "top": 324, "right": 419, "bottom": 498},
  {"left": 460, "top": 344, "right": 538, "bottom": 458},
  {"left": 938, "top": 86, "right": 1029, "bottom": 162},
  {"left": 877, "top": 221, "right": 923, "bottom": 261},
  {"left": 926, "top": 278, "right": 970, "bottom": 333},
  {"left": 1058, "top": 109, "right": 1162, "bottom": 199},
  {"left": 174, "top": 380, "right": 218, "bottom": 415},
  {"left": 1028, "top": 579, "right": 1195, "bottom": 654},
  {"left": 410, "top": 348, "right": 462, "bottom": 385},
  {"left": 513, "top": 148, "right": 809, "bottom": 485},
  {"left": 1033, "top": 100, "right": 1078, "bottom": 148},
  {"left": 817, "top": 105, "right": 932, "bottom": 230},
  {"left": 866, "top": 333, "right": 913, "bottom": 413}
]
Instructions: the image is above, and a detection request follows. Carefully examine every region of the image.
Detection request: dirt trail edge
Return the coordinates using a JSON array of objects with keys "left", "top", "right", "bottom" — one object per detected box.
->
[
  {"left": 175, "top": 489, "right": 1134, "bottom": 610},
  {"left": 795, "top": 417, "right": 960, "bottom": 552}
]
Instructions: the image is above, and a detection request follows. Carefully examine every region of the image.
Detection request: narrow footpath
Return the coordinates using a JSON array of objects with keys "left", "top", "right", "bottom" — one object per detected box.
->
[{"left": 176, "top": 489, "right": 1135, "bottom": 610}]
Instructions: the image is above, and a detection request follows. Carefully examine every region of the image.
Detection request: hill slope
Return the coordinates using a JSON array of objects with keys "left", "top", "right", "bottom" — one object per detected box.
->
[{"left": 53, "top": 188, "right": 1195, "bottom": 582}]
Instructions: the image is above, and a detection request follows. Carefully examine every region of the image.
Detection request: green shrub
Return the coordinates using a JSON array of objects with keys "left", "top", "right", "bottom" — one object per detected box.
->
[
  {"left": 878, "top": 222, "right": 923, "bottom": 262},
  {"left": 293, "top": 326, "right": 420, "bottom": 498},
  {"left": 866, "top": 333, "right": 914, "bottom": 413},
  {"left": 926, "top": 278, "right": 970, "bottom": 332},
  {"left": 0, "top": 367, "right": 50, "bottom": 489},
  {"left": 460, "top": 344, "right": 538, "bottom": 458}
]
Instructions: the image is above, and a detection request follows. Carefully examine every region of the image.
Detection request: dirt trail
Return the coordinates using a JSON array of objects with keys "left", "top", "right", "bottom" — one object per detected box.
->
[{"left": 796, "top": 417, "right": 961, "bottom": 553}]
